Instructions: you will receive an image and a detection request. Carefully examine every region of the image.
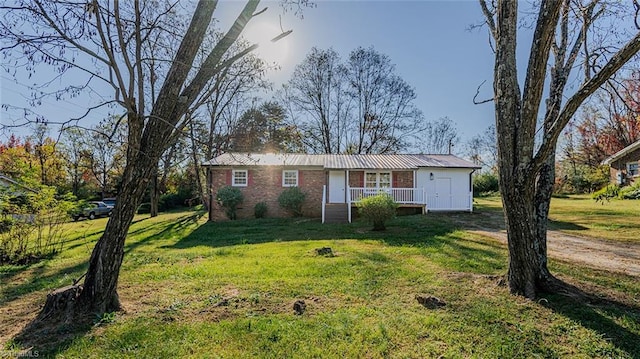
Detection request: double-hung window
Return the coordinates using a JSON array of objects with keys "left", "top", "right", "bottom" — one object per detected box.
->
[
  {"left": 365, "top": 172, "right": 391, "bottom": 188},
  {"left": 232, "top": 169, "right": 248, "bottom": 187},
  {"left": 283, "top": 170, "right": 298, "bottom": 187},
  {"left": 627, "top": 162, "right": 639, "bottom": 177}
]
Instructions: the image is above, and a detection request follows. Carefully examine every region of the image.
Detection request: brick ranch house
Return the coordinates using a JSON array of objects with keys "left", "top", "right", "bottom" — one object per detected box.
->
[
  {"left": 602, "top": 140, "right": 640, "bottom": 186},
  {"left": 203, "top": 153, "right": 481, "bottom": 223}
]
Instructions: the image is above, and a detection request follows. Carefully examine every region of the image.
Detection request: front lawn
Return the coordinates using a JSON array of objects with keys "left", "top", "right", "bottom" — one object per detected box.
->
[{"left": 1, "top": 209, "right": 639, "bottom": 358}]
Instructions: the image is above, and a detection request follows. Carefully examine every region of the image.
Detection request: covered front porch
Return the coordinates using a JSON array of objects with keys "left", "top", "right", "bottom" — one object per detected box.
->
[{"left": 322, "top": 169, "right": 426, "bottom": 223}]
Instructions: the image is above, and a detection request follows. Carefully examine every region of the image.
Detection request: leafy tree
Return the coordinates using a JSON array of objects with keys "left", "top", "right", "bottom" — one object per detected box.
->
[
  {"left": 481, "top": 0, "right": 640, "bottom": 298},
  {"left": 0, "top": 135, "right": 39, "bottom": 186},
  {"left": 229, "top": 101, "right": 302, "bottom": 152},
  {"left": 31, "top": 125, "right": 67, "bottom": 187},
  {"left": 0, "top": 0, "right": 301, "bottom": 328},
  {"left": 0, "top": 131, "right": 65, "bottom": 188},
  {"left": 59, "top": 128, "right": 93, "bottom": 197}
]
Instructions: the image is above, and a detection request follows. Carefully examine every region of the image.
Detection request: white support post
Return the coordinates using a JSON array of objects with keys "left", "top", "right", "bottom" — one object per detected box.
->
[{"left": 322, "top": 185, "right": 326, "bottom": 223}]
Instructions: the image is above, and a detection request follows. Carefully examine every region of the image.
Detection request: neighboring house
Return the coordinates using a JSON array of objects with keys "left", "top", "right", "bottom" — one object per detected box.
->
[
  {"left": 0, "top": 174, "right": 37, "bottom": 196},
  {"left": 602, "top": 140, "right": 640, "bottom": 186},
  {"left": 0, "top": 174, "right": 38, "bottom": 223},
  {"left": 203, "top": 153, "right": 480, "bottom": 223}
]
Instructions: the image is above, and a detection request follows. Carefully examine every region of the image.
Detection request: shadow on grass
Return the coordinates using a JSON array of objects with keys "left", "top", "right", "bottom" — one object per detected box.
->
[
  {"left": 123, "top": 211, "right": 204, "bottom": 254},
  {"left": 0, "top": 260, "right": 88, "bottom": 307},
  {"left": 541, "top": 283, "right": 640, "bottom": 357},
  {"left": 167, "top": 214, "right": 460, "bottom": 249},
  {"left": 548, "top": 220, "right": 589, "bottom": 231}
]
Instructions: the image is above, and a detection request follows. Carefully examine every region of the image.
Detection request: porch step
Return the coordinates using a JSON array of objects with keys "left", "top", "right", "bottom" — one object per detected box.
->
[{"left": 324, "top": 203, "right": 349, "bottom": 223}]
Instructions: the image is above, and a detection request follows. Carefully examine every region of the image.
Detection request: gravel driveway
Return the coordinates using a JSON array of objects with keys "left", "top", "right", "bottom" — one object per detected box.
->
[{"left": 450, "top": 211, "right": 640, "bottom": 277}]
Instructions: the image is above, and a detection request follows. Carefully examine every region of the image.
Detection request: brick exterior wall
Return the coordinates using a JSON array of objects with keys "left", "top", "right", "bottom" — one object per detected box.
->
[
  {"left": 209, "top": 167, "right": 325, "bottom": 221},
  {"left": 349, "top": 171, "right": 364, "bottom": 187},
  {"left": 392, "top": 171, "right": 414, "bottom": 188},
  {"left": 609, "top": 147, "right": 640, "bottom": 185}
]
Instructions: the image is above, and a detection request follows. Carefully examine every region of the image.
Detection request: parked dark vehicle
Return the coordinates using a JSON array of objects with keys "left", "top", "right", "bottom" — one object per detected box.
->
[{"left": 73, "top": 201, "right": 113, "bottom": 221}]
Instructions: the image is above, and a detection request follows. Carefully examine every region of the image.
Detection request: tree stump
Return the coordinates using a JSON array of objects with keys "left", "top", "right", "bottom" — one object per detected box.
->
[
  {"left": 293, "top": 300, "right": 306, "bottom": 315},
  {"left": 415, "top": 295, "right": 446, "bottom": 309},
  {"left": 39, "top": 285, "right": 83, "bottom": 322},
  {"left": 315, "top": 247, "right": 333, "bottom": 257}
]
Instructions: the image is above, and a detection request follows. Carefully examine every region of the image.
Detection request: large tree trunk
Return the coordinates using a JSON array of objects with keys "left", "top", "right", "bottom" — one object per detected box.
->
[
  {"left": 77, "top": 154, "right": 154, "bottom": 313},
  {"left": 25, "top": 0, "right": 261, "bottom": 330},
  {"left": 501, "top": 173, "right": 552, "bottom": 298}
]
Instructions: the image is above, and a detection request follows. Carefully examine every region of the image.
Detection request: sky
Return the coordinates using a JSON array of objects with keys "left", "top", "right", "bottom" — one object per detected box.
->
[{"left": 0, "top": 0, "right": 504, "bottom": 149}]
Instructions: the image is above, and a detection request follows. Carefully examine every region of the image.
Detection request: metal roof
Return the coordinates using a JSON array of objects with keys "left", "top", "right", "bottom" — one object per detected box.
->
[
  {"left": 602, "top": 140, "right": 640, "bottom": 165},
  {"left": 203, "top": 153, "right": 480, "bottom": 169}
]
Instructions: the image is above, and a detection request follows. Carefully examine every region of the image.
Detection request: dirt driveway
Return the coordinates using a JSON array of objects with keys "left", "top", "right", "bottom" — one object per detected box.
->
[{"left": 449, "top": 211, "right": 640, "bottom": 277}]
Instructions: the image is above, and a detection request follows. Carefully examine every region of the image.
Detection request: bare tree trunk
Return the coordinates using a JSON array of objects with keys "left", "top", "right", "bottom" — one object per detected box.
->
[
  {"left": 77, "top": 154, "right": 154, "bottom": 313},
  {"left": 189, "top": 120, "right": 208, "bottom": 209},
  {"left": 150, "top": 170, "right": 159, "bottom": 217},
  {"left": 22, "top": 0, "right": 265, "bottom": 330}
]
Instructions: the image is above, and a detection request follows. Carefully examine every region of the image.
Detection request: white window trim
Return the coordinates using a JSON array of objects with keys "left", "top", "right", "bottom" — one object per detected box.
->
[
  {"left": 365, "top": 171, "right": 392, "bottom": 188},
  {"left": 282, "top": 170, "right": 299, "bottom": 187},
  {"left": 232, "top": 169, "right": 248, "bottom": 187}
]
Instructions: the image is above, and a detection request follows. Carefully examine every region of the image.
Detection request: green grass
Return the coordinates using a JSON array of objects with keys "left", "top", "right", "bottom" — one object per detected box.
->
[
  {"left": 474, "top": 195, "right": 640, "bottom": 243},
  {"left": 1, "top": 209, "right": 639, "bottom": 358}
]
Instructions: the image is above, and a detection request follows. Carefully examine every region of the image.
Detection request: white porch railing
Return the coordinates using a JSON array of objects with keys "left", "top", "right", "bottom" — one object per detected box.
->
[{"left": 348, "top": 187, "right": 427, "bottom": 205}]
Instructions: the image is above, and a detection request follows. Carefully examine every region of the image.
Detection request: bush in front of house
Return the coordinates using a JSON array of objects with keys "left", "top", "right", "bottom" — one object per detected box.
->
[
  {"left": 254, "top": 201, "right": 268, "bottom": 218},
  {"left": 358, "top": 193, "right": 398, "bottom": 231},
  {"left": 619, "top": 181, "right": 640, "bottom": 199},
  {"left": 278, "top": 187, "right": 306, "bottom": 217},
  {"left": 216, "top": 186, "right": 244, "bottom": 220}
]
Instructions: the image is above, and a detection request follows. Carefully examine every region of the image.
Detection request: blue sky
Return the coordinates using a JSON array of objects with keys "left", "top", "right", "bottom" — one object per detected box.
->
[{"left": 1, "top": 0, "right": 502, "bottom": 147}]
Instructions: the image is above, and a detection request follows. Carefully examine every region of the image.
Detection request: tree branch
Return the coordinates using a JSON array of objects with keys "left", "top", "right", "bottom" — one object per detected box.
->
[{"left": 534, "top": 30, "right": 640, "bottom": 168}]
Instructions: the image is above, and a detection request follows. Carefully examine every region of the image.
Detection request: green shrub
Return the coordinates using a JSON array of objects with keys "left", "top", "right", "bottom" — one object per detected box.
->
[
  {"left": 592, "top": 184, "right": 619, "bottom": 203},
  {"left": 216, "top": 186, "right": 244, "bottom": 220},
  {"left": 619, "top": 182, "right": 640, "bottom": 199},
  {"left": 278, "top": 187, "right": 306, "bottom": 217},
  {"left": 473, "top": 172, "right": 499, "bottom": 195},
  {"left": 254, "top": 201, "right": 268, "bottom": 218},
  {"left": 357, "top": 193, "right": 398, "bottom": 231},
  {"left": 0, "top": 218, "right": 14, "bottom": 234},
  {"left": 0, "top": 186, "right": 73, "bottom": 264}
]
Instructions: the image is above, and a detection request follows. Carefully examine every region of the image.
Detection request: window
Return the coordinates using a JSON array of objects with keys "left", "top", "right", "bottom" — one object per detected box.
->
[
  {"left": 365, "top": 172, "right": 391, "bottom": 188},
  {"left": 283, "top": 170, "right": 298, "bottom": 187},
  {"left": 627, "top": 162, "right": 639, "bottom": 177},
  {"left": 232, "top": 170, "right": 248, "bottom": 186}
]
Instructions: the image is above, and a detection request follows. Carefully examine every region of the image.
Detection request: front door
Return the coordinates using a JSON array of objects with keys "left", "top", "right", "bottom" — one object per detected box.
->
[
  {"left": 329, "top": 171, "right": 346, "bottom": 203},
  {"left": 435, "top": 177, "right": 452, "bottom": 209}
]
